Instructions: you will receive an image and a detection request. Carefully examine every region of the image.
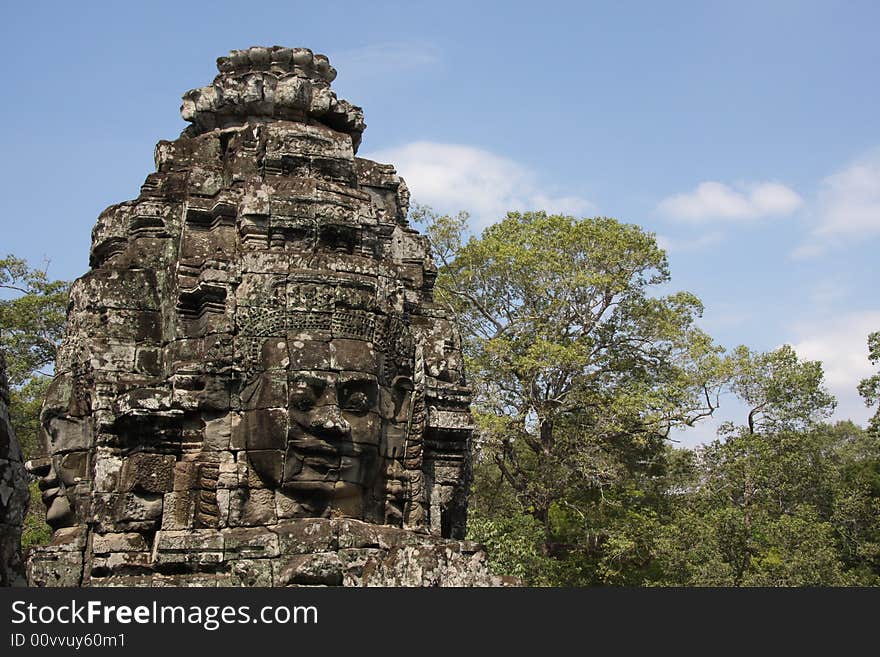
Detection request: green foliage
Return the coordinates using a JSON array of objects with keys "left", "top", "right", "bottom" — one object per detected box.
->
[
  {"left": 410, "top": 204, "right": 469, "bottom": 268},
  {"left": 430, "top": 209, "right": 725, "bottom": 502},
  {"left": 1, "top": 255, "right": 69, "bottom": 549},
  {"left": 652, "top": 508, "right": 739, "bottom": 586},
  {"left": 652, "top": 423, "right": 880, "bottom": 586},
  {"left": 727, "top": 344, "right": 836, "bottom": 434},
  {"left": 21, "top": 480, "right": 52, "bottom": 550},
  {"left": 0, "top": 255, "right": 70, "bottom": 387},
  {"left": 742, "top": 507, "right": 851, "bottom": 586},
  {"left": 9, "top": 375, "right": 51, "bottom": 460},
  {"left": 466, "top": 509, "right": 556, "bottom": 585},
  {"left": 0, "top": 254, "right": 70, "bottom": 460},
  {"left": 858, "top": 331, "right": 880, "bottom": 434},
  {"left": 415, "top": 207, "right": 730, "bottom": 584},
  {"left": 412, "top": 204, "right": 880, "bottom": 587}
]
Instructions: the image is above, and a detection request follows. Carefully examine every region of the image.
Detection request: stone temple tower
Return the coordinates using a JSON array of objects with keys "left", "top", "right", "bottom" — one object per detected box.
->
[{"left": 27, "top": 46, "right": 502, "bottom": 586}]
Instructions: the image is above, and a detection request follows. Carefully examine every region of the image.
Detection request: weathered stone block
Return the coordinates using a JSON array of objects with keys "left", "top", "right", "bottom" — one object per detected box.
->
[
  {"left": 274, "top": 518, "right": 337, "bottom": 553},
  {"left": 274, "top": 552, "right": 343, "bottom": 586},
  {"left": 203, "top": 413, "right": 232, "bottom": 450},
  {"left": 120, "top": 453, "right": 175, "bottom": 493},
  {"left": 230, "top": 559, "right": 274, "bottom": 587},
  {"left": 338, "top": 547, "right": 385, "bottom": 586},
  {"left": 334, "top": 518, "right": 423, "bottom": 550},
  {"left": 223, "top": 526, "right": 280, "bottom": 559},
  {"left": 89, "top": 551, "right": 154, "bottom": 576},
  {"left": 92, "top": 532, "right": 149, "bottom": 553},
  {"left": 227, "top": 487, "right": 277, "bottom": 527},
  {"left": 93, "top": 447, "right": 123, "bottom": 492},
  {"left": 153, "top": 529, "right": 224, "bottom": 565},
  {"left": 25, "top": 46, "right": 496, "bottom": 588},
  {"left": 27, "top": 548, "right": 84, "bottom": 587},
  {"left": 161, "top": 491, "right": 195, "bottom": 529}
]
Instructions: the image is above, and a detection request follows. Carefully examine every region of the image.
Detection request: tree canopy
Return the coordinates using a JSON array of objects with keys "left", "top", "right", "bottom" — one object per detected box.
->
[
  {"left": 0, "top": 255, "right": 69, "bottom": 388},
  {"left": 413, "top": 206, "right": 880, "bottom": 586}
]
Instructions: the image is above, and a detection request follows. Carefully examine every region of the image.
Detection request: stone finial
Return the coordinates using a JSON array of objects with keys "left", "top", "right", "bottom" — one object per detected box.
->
[{"left": 181, "top": 46, "right": 365, "bottom": 151}]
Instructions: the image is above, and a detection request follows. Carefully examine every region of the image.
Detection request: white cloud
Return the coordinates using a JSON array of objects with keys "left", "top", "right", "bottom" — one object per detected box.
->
[
  {"left": 656, "top": 231, "right": 723, "bottom": 253},
  {"left": 814, "top": 152, "right": 880, "bottom": 238},
  {"left": 791, "top": 310, "right": 880, "bottom": 427},
  {"left": 658, "top": 181, "right": 803, "bottom": 223},
  {"left": 363, "top": 141, "right": 594, "bottom": 228},
  {"left": 791, "top": 150, "right": 880, "bottom": 258}
]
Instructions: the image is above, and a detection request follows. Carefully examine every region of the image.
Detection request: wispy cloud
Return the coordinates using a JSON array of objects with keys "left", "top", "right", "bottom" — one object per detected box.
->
[
  {"left": 816, "top": 153, "right": 880, "bottom": 237},
  {"left": 331, "top": 42, "right": 442, "bottom": 78},
  {"left": 655, "top": 231, "right": 724, "bottom": 253},
  {"left": 791, "top": 150, "right": 880, "bottom": 258},
  {"left": 791, "top": 310, "right": 880, "bottom": 427},
  {"left": 363, "top": 141, "right": 594, "bottom": 229},
  {"left": 790, "top": 242, "right": 826, "bottom": 260},
  {"left": 658, "top": 181, "right": 803, "bottom": 223}
]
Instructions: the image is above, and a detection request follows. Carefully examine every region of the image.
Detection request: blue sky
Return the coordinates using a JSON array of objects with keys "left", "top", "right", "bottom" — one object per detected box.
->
[{"left": 2, "top": 1, "right": 878, "bottom": 445}]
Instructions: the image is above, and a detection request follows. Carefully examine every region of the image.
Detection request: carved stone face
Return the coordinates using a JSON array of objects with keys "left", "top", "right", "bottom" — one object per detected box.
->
[
  {"left": 237, "top": 292, "right": 415, "bottom": 521},
  {"left": 242, "top": 367, "right": 410, "bottom": 512},
  {"left": 31, "top": 375, "right": 92, "bottom": 532}
]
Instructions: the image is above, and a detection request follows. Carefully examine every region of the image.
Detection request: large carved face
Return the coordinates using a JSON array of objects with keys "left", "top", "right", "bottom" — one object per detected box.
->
[
  {"left": 236, "top": 276, "right": 415, "bottom": 522},
  {"left": 31, "top": 374, "right": 92, "bottom": 532}
]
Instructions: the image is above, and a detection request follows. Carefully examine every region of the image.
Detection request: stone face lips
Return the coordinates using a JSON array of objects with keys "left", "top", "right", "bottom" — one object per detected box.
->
[
  {"left": 0, "top": 352, "right": 29, "bottom": 587},
  {"left": 27, "top": 46, "right": 498, "bottom": 586}
]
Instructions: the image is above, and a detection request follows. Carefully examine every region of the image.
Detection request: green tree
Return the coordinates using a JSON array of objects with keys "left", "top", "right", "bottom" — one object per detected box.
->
[
  {"left": 0, "top": 255, "right": 70, "bottom": 458},
  {"left": 415, "top": 209, "right": 727, "bottom": 583},
  {"left": 654, "top": 421, "right": 880, "bottom": 586},
  {"left": 727, "top": 344, "right": 836, "bottom": 435},
  {"left": 858, "top": 331, "right": 880, "bottom": 434},
  {"left": 1, "top": 255, "right": 69, "bottom": 550}
]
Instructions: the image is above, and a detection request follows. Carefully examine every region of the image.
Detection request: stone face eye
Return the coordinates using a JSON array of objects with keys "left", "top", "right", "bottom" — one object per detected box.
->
[
  {"left": 338, "top": 381, "right": 377, "bottom": 414},
  {"left": 290, "top": 378, "right": 322, "bottom": 411}
]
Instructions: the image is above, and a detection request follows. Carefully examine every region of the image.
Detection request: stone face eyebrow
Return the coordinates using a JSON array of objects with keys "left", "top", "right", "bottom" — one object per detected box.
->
[
  {"left": 289, "top": 372, "right": 332, "bottom": 389},
  {"left": 336, "top": 372, "right": 378, "bottom": 385}
]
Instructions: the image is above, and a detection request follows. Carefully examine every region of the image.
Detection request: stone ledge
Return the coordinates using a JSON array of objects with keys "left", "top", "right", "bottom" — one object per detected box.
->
[{"left": 28, "top": 518, "right": 511, "bottom": 587}]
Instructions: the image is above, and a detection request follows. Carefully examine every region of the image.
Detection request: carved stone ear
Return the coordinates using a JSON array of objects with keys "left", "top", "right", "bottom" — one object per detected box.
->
[{"left": 391, "top": 375, "right": 413, "bottom": 391}]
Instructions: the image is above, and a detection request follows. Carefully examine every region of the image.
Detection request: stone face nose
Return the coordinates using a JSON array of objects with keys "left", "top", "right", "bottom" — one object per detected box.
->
[{"left": 307, "top": 407, "right": 352, "bottom": 437}]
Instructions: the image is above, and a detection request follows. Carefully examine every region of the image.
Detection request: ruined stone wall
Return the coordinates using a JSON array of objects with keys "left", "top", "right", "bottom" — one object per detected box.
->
[
  {"left": 0, "top": 352, "right": 29, "bottom": 586},
  {"left": 26, "top": 47, "right": 500, "bottom": 586}
]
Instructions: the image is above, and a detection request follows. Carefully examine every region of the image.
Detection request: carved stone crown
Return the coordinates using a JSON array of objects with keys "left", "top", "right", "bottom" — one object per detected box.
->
[{"left": 181, "top": 46, "right": 365, "bottom": 150}]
